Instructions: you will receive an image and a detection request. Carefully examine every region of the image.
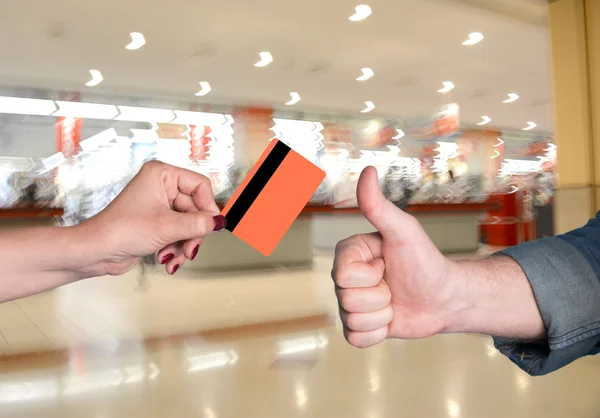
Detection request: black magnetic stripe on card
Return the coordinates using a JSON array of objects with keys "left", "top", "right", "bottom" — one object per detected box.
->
[{"left": 225, "top": 140, "right": 291, "bottom": 232}]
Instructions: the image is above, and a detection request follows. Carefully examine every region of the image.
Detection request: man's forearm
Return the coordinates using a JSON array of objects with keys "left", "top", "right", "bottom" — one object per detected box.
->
[
  {"left": 443, "top": 256, "right": 546, "bottom": 340},
  {"left": 0, "top": 223, "right": 104, "bottom": 302}
]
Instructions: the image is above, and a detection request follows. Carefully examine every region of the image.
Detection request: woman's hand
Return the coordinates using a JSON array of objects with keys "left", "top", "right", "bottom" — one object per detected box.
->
[{"left": 81, "top": 160, "right": 226, "bottom": 276}]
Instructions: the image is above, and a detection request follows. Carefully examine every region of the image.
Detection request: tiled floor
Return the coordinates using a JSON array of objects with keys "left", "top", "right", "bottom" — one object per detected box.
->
[
  {"left": 0, "top": 255, "right": 338, "bottom": 354},
  {"left": 2, "top": 251, "right": 600, "bottom": 417},
  {"left": 2, "top": 313, "right": 600, "bottom": 418}
]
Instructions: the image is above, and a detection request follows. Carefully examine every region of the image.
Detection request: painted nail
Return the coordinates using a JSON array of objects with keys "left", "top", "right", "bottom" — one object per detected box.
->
[
  {"left": 171, "top": 264, "right": 180, "bottom": 275},
  {"left": 161, "top": 253, "right": 174, "bottom": 264},
  {"left": 191, "top": 244, "right": 199, "bottom": 260},
  {"left": 213, "top": 215, "right": 227, "bottom": 231}
]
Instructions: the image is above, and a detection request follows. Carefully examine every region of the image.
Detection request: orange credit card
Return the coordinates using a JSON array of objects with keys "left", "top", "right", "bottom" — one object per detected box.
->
[{"left": 221, "top": 139, "right": 326, "bottom": 256}]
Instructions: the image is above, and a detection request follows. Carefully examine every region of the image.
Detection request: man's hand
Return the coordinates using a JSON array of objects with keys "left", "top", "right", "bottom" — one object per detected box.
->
[
  {"left": 332, "top": 166, "right": 457, "bottom": 347},
  {"left": 332, "top": 166, "right": 545, "bottom": 348}
]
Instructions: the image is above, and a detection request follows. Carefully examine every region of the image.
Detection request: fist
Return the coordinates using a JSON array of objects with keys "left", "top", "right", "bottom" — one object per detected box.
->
[{"left": 332, "top": 167, "right": 454, "bottom": 348}]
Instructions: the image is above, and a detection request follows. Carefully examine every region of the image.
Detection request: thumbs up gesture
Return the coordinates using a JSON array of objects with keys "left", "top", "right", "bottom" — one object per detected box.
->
[{"left": 332, "top": 166, "right": 456, "bottom": 348}]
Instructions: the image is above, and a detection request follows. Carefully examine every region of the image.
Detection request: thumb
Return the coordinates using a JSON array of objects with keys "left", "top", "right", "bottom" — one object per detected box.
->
[
  {"left": 357, "top": 166, "right": 421, "bottom": 243},
  {"left": 159, "top": 210, "right": 219, "bottom": 243}
]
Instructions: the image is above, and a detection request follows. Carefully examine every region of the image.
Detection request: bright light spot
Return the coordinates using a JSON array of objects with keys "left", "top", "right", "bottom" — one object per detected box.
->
[
  {"left": 295, "top": 382, "right": 308, "bottom": 409},
  {"left": 503, "top": 93, "right": 520, "bottom": 103},
  {"left": 125, "top": 32, "right": 146, "bottom": 50},
  {"left": 494, "top": 138, "right": 504, "bottom": 147},
  {"left": 447, "top": 400, "right": 460, "bottom": 417},
  {"left": 477, "top": 116, "right": 491, "bottom": 126},
  {"left": 54, "top": 101, "right": 119, "bottom": 120},
  {"left": 522, "top": 121, "right": 537, "bottom": 131},
  {"left": 80, "top": 129, "right": 118, "bottom": 152},
  {"left": 500, "top": 159, "right": 543, "bottom": 176},
  {"left": 254, "top": 51, "right": 273, "bottom": 67},
  {"left": 203, "top": 408, "right": 217, "bottom": 418},
  {"left": 278, "top": 335, "right": 328, "bottom": 356},
  {"left": 462, "top": 32, "right": 484, "bottom": 45},
  {"left": 361, "top": 101, "right": 375, "bottom": 113},
  {"left": 433, "top": 141, "right": 459, "bottom": 173},
  {"left": 116, "top": 106, "right": 175, "bottom": 123},
  {"left": 187, "top": 350, "right": 239, "bottom": 373},
  {"left": 85, "top": 69, "right": 104, "bottom": 87},
  {"left": 486, "top": 341, "right": 498, "bottom": 357},
  {"left": 285, "top": 92, "right": 301, "bottom": 105},
  {"left": 368, "top": 369, "right": 380, "bottom": 392},
  {"left": 0, "top": 96, "right": 56, "bottom": 116},
  {"left": 438, "top": 81, "right": 455, "bottom": 93},
  {"left": 195, "top": 81, "right": 212, "bottom": 97},
  {"left": 515, "top": 372, "right": 531, "bottom": 391},
  {"left": 349, "top": 4, "right": 372, "bottom": 21},
  {"left": 356, "top": 67, "right": 374, "bottom": 81}
]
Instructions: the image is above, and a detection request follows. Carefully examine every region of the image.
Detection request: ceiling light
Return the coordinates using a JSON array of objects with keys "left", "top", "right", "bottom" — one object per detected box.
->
[
  {"left": 254, "top": 51, "right": 273, "bottom": 67},
  {"left": 171, "top": 110, "right": 227, "bottom": 126},
  {"left": 286, "top": 92, "right": 301, "bottom": 105},
  {"left": 115, "top": 106, "right": 175, "bottom": 123},
  {"left": 360, "top": 101, "right": 375, "bottom": 113},
  {"left": 349, "top": 5, "right": 372, "bottom": 21},
  {"left": 522, "top": 121, "right": 537, "bottom": 131},
  {"left": 462, "top": 32, "right": 484, "bottom": 46},
  {"left": 85, "top": 69, "right": 104, "bottom": 87},
  {"left": 356, "top": 68, "right": 374, "bottom": 81},
  {"left": 437, "top": 81, "right": 455, "bottom": 93},
  {"left": 54, "top": 101, "right": 119, "bottom": 120},
  {"left": 477, "top": 116, "right": 491, "bottom": 126},
  {"left": 503, "top": 93, "right": 519, "bottom": 103},
  {"left": 195, "top": 81, "right": 212, "bottom": 97},
  {"left": 0, "top": 96, "right": 57, "bottom": 116},
  {"left": 125, "top": 32, "right": 146, "bottom": 50}
]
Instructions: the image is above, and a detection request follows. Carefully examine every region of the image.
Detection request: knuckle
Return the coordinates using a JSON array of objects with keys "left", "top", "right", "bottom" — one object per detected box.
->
[
  {"left": 338, "top": 290, "right": 357, "bottom": 311},
  {"left": 333, "top": 266, "right": 350, "bottom": 287},
  {"left": 141, "top": 160, "right": 163, "bottom": 172},
  {"left": 335, "top": 235, "right": 360, "bottom": 254},
  {"left": 345, "top": 313, "right": 362, "bottom": 331},
  {"left": 346, "top": 331, "right": 366, "bottom": 349},
  {"left": 192, "top": 214, "right": 212, "bottom": 236}
]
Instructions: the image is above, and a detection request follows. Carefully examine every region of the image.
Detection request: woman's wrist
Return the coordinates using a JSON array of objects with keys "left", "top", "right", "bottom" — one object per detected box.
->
[{"left": 61, "top": 220, "right": 112, "bottom": 279}]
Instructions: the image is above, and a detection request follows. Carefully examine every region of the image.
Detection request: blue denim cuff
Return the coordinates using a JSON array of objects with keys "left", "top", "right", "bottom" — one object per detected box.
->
[{"left": 493, "top": 237, "right": 600, "bottom": 375}]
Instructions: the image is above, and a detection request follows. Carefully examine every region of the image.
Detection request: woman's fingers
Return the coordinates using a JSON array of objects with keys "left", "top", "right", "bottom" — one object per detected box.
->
[
  {"left": 165, "top": 253, "right": 186, "bottom": 275},
  {"left": 183, "top": 238, "right": 204, "bottom": 261}
]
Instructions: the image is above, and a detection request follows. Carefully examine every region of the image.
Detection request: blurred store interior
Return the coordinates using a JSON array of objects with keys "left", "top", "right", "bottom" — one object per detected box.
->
[{"left": 2, "top": 0, "right": 600, "bottom": 417}]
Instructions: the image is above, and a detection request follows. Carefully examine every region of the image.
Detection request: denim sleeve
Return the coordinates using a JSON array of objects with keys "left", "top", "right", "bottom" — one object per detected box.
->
[{"left": 494, "top": 213, "right": 600, "bottom": 376}]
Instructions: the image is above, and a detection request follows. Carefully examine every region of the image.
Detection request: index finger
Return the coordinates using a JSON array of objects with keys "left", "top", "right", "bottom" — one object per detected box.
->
[
  {"left": 333, "top": 232, "right": 383, "bottom": 271},
  {"left": 167, "top": 165, "right": 220, "bottom": 213}
]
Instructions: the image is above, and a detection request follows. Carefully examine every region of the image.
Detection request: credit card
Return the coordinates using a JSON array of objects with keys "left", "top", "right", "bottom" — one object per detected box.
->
[{"left": 221, "top": 139, "right": 326, "bottom": 256}]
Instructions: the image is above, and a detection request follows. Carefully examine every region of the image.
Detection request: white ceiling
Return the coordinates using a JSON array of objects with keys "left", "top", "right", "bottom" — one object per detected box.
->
[{"left": 0, "top": 0, "right": 553, "bottom": 132}]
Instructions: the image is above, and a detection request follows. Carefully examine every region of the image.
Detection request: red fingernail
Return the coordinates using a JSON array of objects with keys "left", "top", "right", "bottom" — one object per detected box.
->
[
  {"left": 191, "top": 245, "right": 199, "bottom": 260},
  {"left": 161, "top": 253, "right": 175, "bottom": 264},
  {"left": 213, "top": 215, "right": 227, "bottom": 231},
  {"left": 171, "top": 264, "right": 180, "bottom": 275}
]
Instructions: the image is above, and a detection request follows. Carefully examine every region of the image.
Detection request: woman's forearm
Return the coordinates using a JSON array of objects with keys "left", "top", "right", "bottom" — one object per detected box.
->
[
  {"left": 0, "top": 223, "right": 106, "bottom": 302},
  {"left": 444, "top": 256, "right": 546, "bottom": 340}
]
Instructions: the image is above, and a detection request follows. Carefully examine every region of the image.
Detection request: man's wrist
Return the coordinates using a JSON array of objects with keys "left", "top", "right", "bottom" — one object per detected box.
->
[
  {"left": 440, "top": 259, "right": 476, "bottom": 334},
  {"left": 441, "top": 256, "right": 546, "bottom": 340}
]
